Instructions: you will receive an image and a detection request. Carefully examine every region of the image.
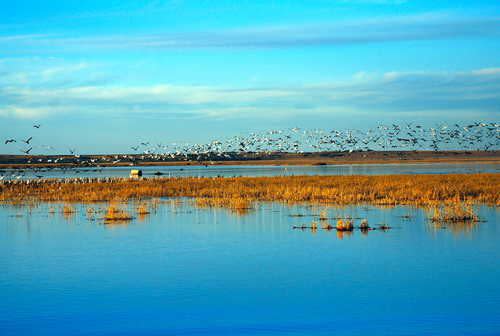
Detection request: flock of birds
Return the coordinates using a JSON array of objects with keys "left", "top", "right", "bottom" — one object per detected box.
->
[
  {"left": 125, "top": 122, "right": 499, "bottom": 158},
  {"left": 4, "top": 124, "right": 40, "bottom": 155},
  {"left": 1, "top": 121, "right": 499, "bottom": 181}
]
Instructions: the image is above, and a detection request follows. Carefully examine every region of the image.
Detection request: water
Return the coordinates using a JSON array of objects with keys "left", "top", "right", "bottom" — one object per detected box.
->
[
  {"left": 1, "top": 200, "right": 499, "bottom": 335},
  {"left": 1, "top": 162, "right": 499, "bottom": 180}
]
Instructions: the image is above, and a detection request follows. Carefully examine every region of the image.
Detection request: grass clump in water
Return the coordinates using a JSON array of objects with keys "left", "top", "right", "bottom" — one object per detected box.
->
[
  {"left": 136, "top": 203, "right": 150, "bottom": 215},
  {"left": 104, "top": 205, "right": 133, "bottom": 222},
  {"left": 360, "top": 219, "right": 370, "bottom": 230},
  {"left": 430, "top": 202, "right": 479, "bottom": 223},
  {"left": 62, "top": 204, "right": 76, "bottom": 214},
  {"left": 336, "top": 218, "right": 354, "bottom": 232},
  {"left": 195, "top": 197, "right": 253, "bottom": 214}
]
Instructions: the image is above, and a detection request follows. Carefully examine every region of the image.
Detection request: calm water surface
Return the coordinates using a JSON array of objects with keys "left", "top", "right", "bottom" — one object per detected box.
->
[
  {"left": 1, "top": 201, "right": 499, "bottom": 335},
  {"left": 2, "top": 162, "right": 499, "bottom": 180}
]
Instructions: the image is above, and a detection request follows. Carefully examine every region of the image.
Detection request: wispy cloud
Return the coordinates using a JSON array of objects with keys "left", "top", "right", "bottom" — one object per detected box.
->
[
  {"left": 1, "top": 62, "right": 498, "bottom": 120},
  {"left": 337, "top": 0, "right": 408, "bottom": 4},
  {"left": 1, "top": 13, "right": 499, "bottom": 52}
]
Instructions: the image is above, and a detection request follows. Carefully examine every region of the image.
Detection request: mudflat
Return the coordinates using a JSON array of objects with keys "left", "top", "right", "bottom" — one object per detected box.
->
[{"left": 0, "top": 150, "right": 499, "bottom": 169}]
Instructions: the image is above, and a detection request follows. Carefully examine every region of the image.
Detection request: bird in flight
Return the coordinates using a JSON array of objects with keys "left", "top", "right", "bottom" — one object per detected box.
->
[
  {"left": 22, "top": 136, "right": 33, "bottom": 144},
  {"left": 33, "top": 124, "right": 41, "bottom": 128},
  {"left": 4, "top": 139, "right": 16, "bottom": 144},
  {"left": 21, "top": 147, "right": 33, "bottom": 154}
]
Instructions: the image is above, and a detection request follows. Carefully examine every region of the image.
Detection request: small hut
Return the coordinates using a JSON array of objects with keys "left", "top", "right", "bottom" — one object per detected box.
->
[{"left": 130, "top": 169, "right": 142, "bottom": 178}]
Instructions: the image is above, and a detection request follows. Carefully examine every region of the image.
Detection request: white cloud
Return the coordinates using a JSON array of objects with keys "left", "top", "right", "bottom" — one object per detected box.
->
[
  {"left": 40, "top": 62, "right": 89, "bottom": 80},
  {"left": 0, "top": 64, "right": 498, "bottom": 120},
  {"left": 0, "top": 106, "right": 55, "bottom": 119},
  {"left": 337, "top": 0, "right": 408, "bottom": 4},
  {"left": 1, "top": 13, "right": 499, "bottom": 51},
  {"left": 472, "top": 68, "right": 500, "bottom": 76}
]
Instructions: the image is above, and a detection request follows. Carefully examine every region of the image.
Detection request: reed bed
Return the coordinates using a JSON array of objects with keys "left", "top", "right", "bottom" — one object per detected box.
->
[
  {"left": 103, "top": 205, "right": 133, "bottom": 222},
  {"left": 360, "top": 219, "right": 370, "bottom": 230},
  {"left": 430, "top": 202, "right": 480, "bottom": 223},
  {"left": 62, "top": 204, "right": 76, "bottom": 214},
  {"left": 136, "top": 203, "right": 150, "bottom": 215},
  {"left": 195, "top": 197, "right": 252, "bottom": 210},
  {"left": 336, "top": 219, "right": 354, "bottom": 232},
  {"left": 0, "top": 174, "right": 498, "bottom": 208}
]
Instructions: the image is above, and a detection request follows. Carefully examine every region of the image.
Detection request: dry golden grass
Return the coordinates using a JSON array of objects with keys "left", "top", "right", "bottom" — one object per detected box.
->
[
  {"left": 195, "top": 196, "right": 251, "bottom": 209},
  {"left": 336, "top": 219, "right": 354, "bottom": 231},
  {"left": 62, "top": 204, "right": 75, "bottom": 214},
  {"left": 136, "top": 203, "right": 150, "bottom": 215},
  {"left": 336, "top": 219, "right": 345, "bottom": 230},
  {"left": 61, "top": 204, "right": 76, "bottom": 220},
  {"left": 103, "top": 205, "right": 133, "bottom": 222},
  {"left": 360, "top": 219, "right": 369, "bottom": 230},
  {"left": 0, "top": 174, "right": 498, "bottom": 208},
  {"left": 345, "top": 219, "right": 353, "bottom": 231},
  {"left": 135, "top": 203, "right": 151, "bottom": 221},
  {"left": 311, "top": 221, "right": 318, "bottom": 230},
  {"left": 321, "top": 221, "right": 333, "bottom": 230},
  {"left": 430, "top": 202, "right": 479, "bottom": 223}
]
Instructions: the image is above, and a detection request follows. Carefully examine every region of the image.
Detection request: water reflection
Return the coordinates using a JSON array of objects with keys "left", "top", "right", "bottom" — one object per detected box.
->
[
  {"left": 103, "top": 220, "right": 132, "bottom": 228},
  {"left": 0, "top": 200, "right": 498, "bottom": 335},
  {"left": 428, "top": 220, "right": 481, "bottom": 236},
  {"left": 2, "top": 162, "right": 499, "bottom": 180},
  {"left": 335, "top": 230, "right": 351, "bottom": 240},
  {"left": 2, "top": 198, "right": 493, "bottom": 238}
]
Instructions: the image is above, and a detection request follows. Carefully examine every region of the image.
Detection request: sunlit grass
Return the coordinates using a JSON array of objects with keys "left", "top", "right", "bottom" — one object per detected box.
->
[
  {"left": 0, "top": 174, "right": 498, "bottom": 209},
  {"left": 61, "top": 204, "right": 76, "bottom": 214},
  {"left": 136, "top": 203, "right": 150, "bottom": 215},
  {"left": 360, "top": 219, "right": 369, "bottom": 230},
  {"left": 430, "top": 202, "right": 479, "bottom": 223},
  {"left": 103, "top": 204, "right": 133, "bottom": 222}
]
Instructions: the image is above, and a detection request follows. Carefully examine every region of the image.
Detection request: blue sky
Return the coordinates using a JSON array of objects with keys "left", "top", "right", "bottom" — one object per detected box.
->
[{"left": 1, "top": 0, "right": 499, "bottom": 154}]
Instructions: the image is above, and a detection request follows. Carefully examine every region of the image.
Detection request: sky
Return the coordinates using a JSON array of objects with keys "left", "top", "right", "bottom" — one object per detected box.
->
[{"left": 1, "top": 0, "right": 499, "bottom": 154}]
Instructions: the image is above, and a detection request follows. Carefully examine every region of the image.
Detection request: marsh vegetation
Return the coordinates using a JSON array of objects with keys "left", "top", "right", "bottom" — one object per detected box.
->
[{"left": 0, "top": 174, "right": 497, "bottom": 208}]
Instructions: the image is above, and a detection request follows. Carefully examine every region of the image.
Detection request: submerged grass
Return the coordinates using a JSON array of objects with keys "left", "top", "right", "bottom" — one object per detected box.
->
[{"left": 0, "top": 174, "right": 498, "bottom": 208}]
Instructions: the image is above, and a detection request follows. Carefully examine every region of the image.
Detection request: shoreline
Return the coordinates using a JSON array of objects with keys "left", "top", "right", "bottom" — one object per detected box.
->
[{"left": 0, "top": 150, "right": 499, "bottom": 169}]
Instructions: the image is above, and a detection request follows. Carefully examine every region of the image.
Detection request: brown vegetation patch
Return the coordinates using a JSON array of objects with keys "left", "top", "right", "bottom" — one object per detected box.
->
[
  {"left": 103, "top": 205, "right": 133, "bottom": 222},
  {"left": 0, "top": 174, "right": 498, "bottom": 208},
  {"left": 430, "top": 202, "right": 480, "bottom": 223}
]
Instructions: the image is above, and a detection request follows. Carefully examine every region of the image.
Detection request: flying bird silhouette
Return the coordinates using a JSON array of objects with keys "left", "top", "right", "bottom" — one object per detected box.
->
[{"left": 21, "top": 147, "right": 33, "bottom": 154}]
